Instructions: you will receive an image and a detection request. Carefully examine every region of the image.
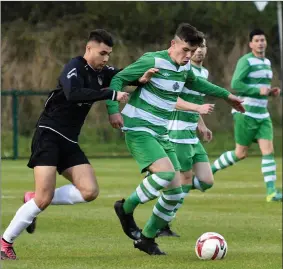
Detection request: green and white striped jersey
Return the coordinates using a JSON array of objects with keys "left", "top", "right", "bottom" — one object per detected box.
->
[
  {"left": 168, "top": 65, "right": 209, "bottom": 144},
  {"left": 231, "top": 52, "right": 273, "bottom": 119},
  {"left": 119, "top": 51, "right": 190, "bottom": 139},
  {"left": 106, "top": 50, "right": 230, "bottom": 139}
]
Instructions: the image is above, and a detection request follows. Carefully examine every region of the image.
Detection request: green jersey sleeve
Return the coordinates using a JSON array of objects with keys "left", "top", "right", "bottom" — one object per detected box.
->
[
  {"left": 185, "top": 68, "right": 230, "bottom": 99},
  {"left": 106, "top": 53, "right": 155, "bottom": 115},
  {"left": 231, "top": 57, "right": 261, "bottom": 96}
]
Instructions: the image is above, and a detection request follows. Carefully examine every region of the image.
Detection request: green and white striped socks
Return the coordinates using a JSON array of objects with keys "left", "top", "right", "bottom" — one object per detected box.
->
[
  {"left": 142, "top": 186, "right": 183, "bottom": 238},
  {"left": 173, "top": 184, "right": 192, "bottom": 214},
  {"left": 192, "top": 176, "right": 213, "bottom": 192},
  {"left": 262, "top": 154, "right": 276, "bottom": 195},
  {"left": 123, "top": 172, "right": 175, "bottom": 214},
  {"left": 211, "top": 150, "right": 240, "bottom": 174}
]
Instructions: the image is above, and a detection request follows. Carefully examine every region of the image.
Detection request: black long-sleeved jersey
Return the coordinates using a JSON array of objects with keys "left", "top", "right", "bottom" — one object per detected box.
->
[{"left": 37, "top": 56, "right": 122, "bottom": 142}]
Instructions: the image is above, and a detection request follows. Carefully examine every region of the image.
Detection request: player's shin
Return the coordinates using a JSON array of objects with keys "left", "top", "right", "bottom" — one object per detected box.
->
[
  {"left": 262, "top": 154, "right": 276, "bottom": 195},
  {"left": 2, "top": 199, "right": 41, "bottom": 243},
  {"left": 142, "top": 187, "right": 183, "bottom": 238},
  {"left": 211, "top": 150, "right": 240, "bottom": 174},
  {"left": 173, "top": 184, "right": 192, "bottom": 214},
  {"left": 123, "top": 172, "right": 175, "bottom": 214}
]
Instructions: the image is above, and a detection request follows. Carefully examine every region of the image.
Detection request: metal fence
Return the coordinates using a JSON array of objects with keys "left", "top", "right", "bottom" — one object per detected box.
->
[
  {"left": 1, "top": 90, "right": 49, "bottom": 159},
  {"left": 1, "top": 90, "right": 282, "bottom": 160}
]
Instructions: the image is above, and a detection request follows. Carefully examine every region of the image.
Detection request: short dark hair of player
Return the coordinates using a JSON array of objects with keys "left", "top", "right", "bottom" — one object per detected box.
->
[
  {"left": 88, "top": 29, "right": 114, "bottom": 47},
  {"left": 249, "top": 29, "right": 265, "bottom": 41},
  {"left": 175, "top": 23, "right": 204, "bottom": 46}
]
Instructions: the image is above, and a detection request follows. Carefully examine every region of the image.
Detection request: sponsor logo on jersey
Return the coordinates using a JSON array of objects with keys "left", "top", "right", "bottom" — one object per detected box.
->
[{"left": 162, "top": 72, "right": 170, "bottom": 77}]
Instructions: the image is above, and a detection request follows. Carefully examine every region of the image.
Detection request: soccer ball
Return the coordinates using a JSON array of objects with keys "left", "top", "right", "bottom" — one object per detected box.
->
[{"left": 195, "top": 232, "right": 228, "bottom": 260}]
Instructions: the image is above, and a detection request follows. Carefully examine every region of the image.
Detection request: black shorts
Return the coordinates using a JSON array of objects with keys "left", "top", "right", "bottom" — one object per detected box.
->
[{"left": 27, "top": 127, "right": 90, "bottom": 174}]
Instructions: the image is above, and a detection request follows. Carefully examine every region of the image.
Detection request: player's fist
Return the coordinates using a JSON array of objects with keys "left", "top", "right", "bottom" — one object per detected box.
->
[
  {"left": 108, "top": 113, "right": 124, "bottom": 129},
  {"left": 197, "top": 125, "right": 213, "bottom": 142},
  {"left": 139, "top": 68, "right": 159, "bottom": 84},
  {"left": 197, "top": 104, "right": 215, "bottom": 115},
  {"left": 270, "top": 87, "right": 281, "bottom": 97},
  {"left": 203, "top": 128, "right": 213, "bottom": 142},
  {"left": 116, "top": 92, "right": 129, "bottom": 103},
  {"left": 260, "top": 86, "right": 271, "bottom": 96}
]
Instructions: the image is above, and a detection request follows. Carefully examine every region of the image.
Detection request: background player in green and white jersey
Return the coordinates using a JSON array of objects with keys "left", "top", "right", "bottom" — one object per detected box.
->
[
  {"left": 211, "top": 29, "right": 282, "bottom": 202},
  {"left": 157, "top": 38, "right": 215, "bottom": 237},
  {"left": 106, "top": 23, "right": 244, "bottom": 255}
]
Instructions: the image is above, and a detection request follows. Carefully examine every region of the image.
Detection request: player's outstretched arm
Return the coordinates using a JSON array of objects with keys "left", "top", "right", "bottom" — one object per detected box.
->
[
  {"left": 185, "top": 69, "right": 245, "bottom": 113},
  {"left": 175, "top": 97, "right": 215, "bottom": 114},
  {"left": 103, "top": 65, "right": 157, "bottom": 88},
  {"left": 60, "top": 59, "right": 119, "bottom": 103},
  {"left": 107, "top": 68, "right": 158, "bottom": 129},
  {"left": 106, "top": 54, "right": 155, "bottom": 116},
  {"left": 185, "top": 69, "right": 230, "bottom": 99}
]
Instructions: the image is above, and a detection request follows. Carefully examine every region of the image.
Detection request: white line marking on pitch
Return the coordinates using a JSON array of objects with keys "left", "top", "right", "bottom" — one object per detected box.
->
[{"left": 2, "top": 196, "right": 16, "bottom": 199}]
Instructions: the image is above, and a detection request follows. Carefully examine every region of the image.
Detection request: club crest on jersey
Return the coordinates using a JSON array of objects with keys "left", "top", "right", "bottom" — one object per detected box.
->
[
  {"left": 98, "top": 76, "right": 103, "bottom": 85},
  {"left": 173, "top": 82, "right": 180, "bottom": 91}
]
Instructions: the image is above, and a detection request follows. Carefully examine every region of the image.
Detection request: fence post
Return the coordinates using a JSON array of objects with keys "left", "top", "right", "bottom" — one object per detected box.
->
[{"left": 12, "top": 90, "right": 19, "bottom": 160}]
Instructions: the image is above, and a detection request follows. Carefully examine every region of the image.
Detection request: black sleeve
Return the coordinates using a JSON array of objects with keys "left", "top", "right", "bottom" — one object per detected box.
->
[
  {"left": 102, "top": 65, "right": 144, "bottom": 87},
  {"left": 59, "top": 59, "right": 117, "bottom": 102}
]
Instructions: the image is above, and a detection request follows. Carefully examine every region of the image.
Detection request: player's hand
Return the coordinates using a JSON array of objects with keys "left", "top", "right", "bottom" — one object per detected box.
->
[
  {"left": 260, "top": 86, "right": 271, "bottom": 96},
  {"left": 226, "top": 94, "right": 245, "bottom": 113},
  {"left": 203, "top": 128, "right": 213, "bottom": 142},
  {"left": 139, "top": 68, "right": 159, "bottom": 84},
  {"left": 108, "top": 113, "right": 124, "bottom": 129},
  {"left": 196, "top": 104, "right": 215, "bottom": 115},
  {"left": 116, "top": 92, "right": 129, "bottom": 103},
  {"left": 198, "top": 126, "right": 213, "bottom": 142},
  {"left": 270, "top": 87, "right": 281, "bottom": 97}
]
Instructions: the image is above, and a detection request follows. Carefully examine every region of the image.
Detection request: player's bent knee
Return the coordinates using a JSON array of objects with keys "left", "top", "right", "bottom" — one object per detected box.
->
[
  {"left": 81, "top": 187, "right": 99, "bottom": 202},
  {"left": 203, "top": 176, "right": 214, "bottom": 186},
  {"left": 155, "top": 171, "right": 176, "bottom": 184},
  {"left": 235, "top": 150, "right": 248, "bottom": 160},
  {"left": 193, "top": 176, "right": 214, "bottom": 192},
  {"left": 34, "top": 195, "right": 53, "bottom": 210}
]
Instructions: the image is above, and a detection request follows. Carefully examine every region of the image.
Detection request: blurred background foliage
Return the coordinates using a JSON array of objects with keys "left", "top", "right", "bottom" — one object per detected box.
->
[{"left": 1, "top": 1, "right": 282, "bottom": 157}]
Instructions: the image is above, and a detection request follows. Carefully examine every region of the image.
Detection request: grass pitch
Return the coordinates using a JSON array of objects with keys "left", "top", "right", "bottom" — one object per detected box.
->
[{"left": 1, "top": 157, "right": 282, "bottom": 269}]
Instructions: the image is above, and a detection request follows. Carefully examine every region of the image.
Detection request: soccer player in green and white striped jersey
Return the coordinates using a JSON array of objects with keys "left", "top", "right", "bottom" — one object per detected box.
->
[
  {"left": 158, "top": 38, "right": 215, "bottom": 237},
  {"left": 211, "top": 29, "right": 282, "bottom": 202},
  {"left": 107, "top": 23, "right": 245, "bottom": 255}
]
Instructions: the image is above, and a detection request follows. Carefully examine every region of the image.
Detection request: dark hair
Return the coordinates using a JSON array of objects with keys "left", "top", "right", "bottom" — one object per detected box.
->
[
  {"left": 249, "top": 29, "right": 265, "bottom": 41},
  {"left": 88, "top": 29, "right": 114, "bottom": 47},
  {"left": 175, "top": 23, "right": 204, "bottom": 46}
]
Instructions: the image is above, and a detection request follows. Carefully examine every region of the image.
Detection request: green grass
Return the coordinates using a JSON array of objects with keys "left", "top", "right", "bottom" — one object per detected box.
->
[{"left": 1, "top": 158, "right": 282, "bottom": 269}]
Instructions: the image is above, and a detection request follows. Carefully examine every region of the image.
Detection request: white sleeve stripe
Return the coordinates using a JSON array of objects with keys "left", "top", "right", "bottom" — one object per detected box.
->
[
  {"left": 67, "top": 68, "right": 76, "bottom": 75},
  {"left": 112, "top": 91, "right": 116, "bottom": 101}
]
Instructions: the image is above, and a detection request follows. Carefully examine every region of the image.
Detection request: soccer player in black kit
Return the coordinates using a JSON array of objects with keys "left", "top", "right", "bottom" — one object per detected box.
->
[{"left": 1, "top": 29, "right": 155, "bottom": 260}]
